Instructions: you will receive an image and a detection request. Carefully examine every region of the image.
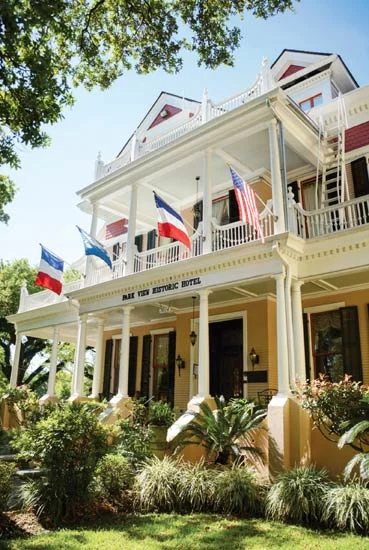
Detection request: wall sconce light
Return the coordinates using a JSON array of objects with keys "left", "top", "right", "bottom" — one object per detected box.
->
[
  {"left": 176, "top": 354, "right": 185, "bottom": 376},
  {"left": 189, "top": 296, "right": 197, "bottom": 346},
  {"left": 249, "top": 347, "right": 259, "bottom": 370}
]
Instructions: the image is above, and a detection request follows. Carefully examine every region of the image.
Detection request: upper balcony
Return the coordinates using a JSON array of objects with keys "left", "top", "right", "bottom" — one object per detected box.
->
[{"left": 19, "top": 191, "right": 369, "bottom": 314}]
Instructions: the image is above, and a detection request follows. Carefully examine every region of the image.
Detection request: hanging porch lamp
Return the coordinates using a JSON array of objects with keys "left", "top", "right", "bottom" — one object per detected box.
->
[{"left": 190, "top": 296, "right": 197, "bottom": 346}]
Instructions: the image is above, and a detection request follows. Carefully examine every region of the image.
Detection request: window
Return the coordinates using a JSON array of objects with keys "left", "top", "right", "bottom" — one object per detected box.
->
[
  {"left": 311, "top": 310, "right": 343, "bottom": 381},
  {"left": 299, "top": 93, "right": 323, "bottom": 112},
  {"left": 306, "top": 306, "right": 363, "bottom": 381}
]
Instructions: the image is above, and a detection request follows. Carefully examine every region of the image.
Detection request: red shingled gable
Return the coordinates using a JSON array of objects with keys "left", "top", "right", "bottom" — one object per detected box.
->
[
  {"left": 105, "top": 218, "right": 128, "bottom": 240},
  {"left": 279, "top": 64, "right": 305, "bottom": 80},
  {"left": 345, "top": 121, "right": 369, "bottom": 152},
  {"left": 148, "top": 104, "right": 182, "bottom": 129}
]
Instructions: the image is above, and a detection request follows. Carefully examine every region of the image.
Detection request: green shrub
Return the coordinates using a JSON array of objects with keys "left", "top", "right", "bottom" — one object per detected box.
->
[
  {"left": 115, "top": 401, "right": 153, "bottom": 467},
  {"left": 13, "top": 402, "right": 109, "bottom": 522},
  {"left": 214, "top": 465, "right": 262, "bottom": 516},
  {"left": 148, "top": 401, "right": 175, "bottom": 427},
  {"left": 177, "top": 460, "right": 217, "bottom": 512},
  {"left": 266, "top": 465, "right": 331, "bottom": 525},
  {"left": 323, "top": 482, "right": 369, "bottom": 534},
  {"left": 0, "top": 461, "right": 15, "bottom": 512},
  {"left": 135, "top": 455, "right": 180, "bottom": 512},
  {"left": 93, "top": 454, "right": 134, "bottom": 504}
]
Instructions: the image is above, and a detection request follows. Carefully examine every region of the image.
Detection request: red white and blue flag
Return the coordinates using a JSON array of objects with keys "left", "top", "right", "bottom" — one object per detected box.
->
[
  {"left": 229, "top": 166, "right": 264, "bottom": 242},
  {"left": 35, "top": 245, "right": 64, "bottom": 295},
  {"left": 153, "top": 192, "right": 191, "bottom": 249}
]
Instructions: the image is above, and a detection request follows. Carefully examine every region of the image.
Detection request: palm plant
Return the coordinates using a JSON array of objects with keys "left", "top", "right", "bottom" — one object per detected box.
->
[
  {"left": 174, "top": 395, "right": 266, "bottom": 465},
  {"left": 338, "top": 420, "right": 369, "bottom": 482}
]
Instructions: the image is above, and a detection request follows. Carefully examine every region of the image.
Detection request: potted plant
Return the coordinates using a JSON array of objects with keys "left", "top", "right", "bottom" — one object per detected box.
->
[{"left": 148, "top": 401, "right": 176, "bottom": 458}]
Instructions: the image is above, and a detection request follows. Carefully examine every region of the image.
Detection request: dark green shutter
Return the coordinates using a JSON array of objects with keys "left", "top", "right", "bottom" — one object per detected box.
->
[
  {"left": 147, "top": 229, "right": 157, "bottom": 250},
  {"left": 141, "top": 334, "right": 152, "bottom": 399},
  {"left": 167, "top": 331, "right": 176, "bottom": 407},
  {"left": 340, "top": 306, "right": 363, "bottom": 381},
  {"left": 228, "top": 189, "right": 239, "bottom": 223},
  {"left": 135, "top": 234, "right": 143, "bottom": 252},
  {"left": 102, "top": 339, "right": 113, "bottom": 399},
  {"left": 303, "top": 313, "right": 311, "bottom": 380},
  {"left": 193, "top": 200, "right": 203, "bottom": 230},
  {"left": 128, "top": 336, "right": 138, "bottom": 397},
  {"left": 351, "top": 157, "right": 369, "bottom": 197}
]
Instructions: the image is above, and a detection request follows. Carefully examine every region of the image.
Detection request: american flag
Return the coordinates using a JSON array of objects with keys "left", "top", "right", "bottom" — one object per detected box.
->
[{"left": 229, "top": 166, "right": 264, "bottom": 242}]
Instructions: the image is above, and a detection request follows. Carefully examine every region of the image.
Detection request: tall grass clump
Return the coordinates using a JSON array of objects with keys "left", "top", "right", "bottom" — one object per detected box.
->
[
  {"left": 266, "top": 465, "right": 331, "bottom": 525},
  {"left": 177, "top": 460, "right": 218, "bottom": 512},
  {"left": 215, "top": 465, "right": 263, "bottom": 516},
  {"left": 135, "top": 455, "right": 181, "bottom": 512},
  {"left": 323, "top": 482, "right": 369, "bottom": 534}
]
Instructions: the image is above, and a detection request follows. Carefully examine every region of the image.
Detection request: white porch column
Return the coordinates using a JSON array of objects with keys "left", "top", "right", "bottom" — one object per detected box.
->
[
  {"left": 273, "top": 272, "right": 290, "bottom": 396},
  {"left": 73, "top": 314, "right": 88, "bottom": 397},
  {"left": 197, "top": 289, "right": 212, "bottom": 397},
  {"left": 47, "top": 327, "right": 59, "bottom": 397},
  {"left": 89, "top": 203, "right": 99, "bottom": 238},
  {"left": 10, "top": 332, "right": 22, "bottom": 387},
  {"left": 90, "top": 317, "right": 105, "bottom": 398},
  {"left": 292, "top": 280, "right": 306, "bottom": 383},
  {"left": 202, "top": 150, "right": 213, "bottom": 254},
  {"left": 116, "top": 306, "right": 134, "bottom": 398},
  {"left": 268, "top": 120, "right": 286, "bottom": 233},
  {"left": 125, "top": 184, "right": 138, "bottom": 275}
]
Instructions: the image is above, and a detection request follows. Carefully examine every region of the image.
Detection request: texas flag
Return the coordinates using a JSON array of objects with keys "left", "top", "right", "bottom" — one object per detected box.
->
[
  {"left": 35, "top": 245, "right": 64, "bottom": 295},
  {"left": 153, "top": 192, "right": 191, "bottom": 249}
]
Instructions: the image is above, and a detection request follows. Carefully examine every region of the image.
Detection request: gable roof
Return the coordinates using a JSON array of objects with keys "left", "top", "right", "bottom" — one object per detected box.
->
[{"left": 116, "top": 91, "right": 200, "bottom": 158}]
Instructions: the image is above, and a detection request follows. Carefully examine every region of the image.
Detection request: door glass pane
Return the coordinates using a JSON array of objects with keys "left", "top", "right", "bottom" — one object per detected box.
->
[{"left": 152, "top": 334, "right": 169, "bottom": 401}]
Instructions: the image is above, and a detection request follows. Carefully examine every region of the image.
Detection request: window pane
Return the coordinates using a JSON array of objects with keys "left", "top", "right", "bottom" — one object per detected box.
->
[{"left": 313, "top": 94, "right": 323, "bottom": 107}]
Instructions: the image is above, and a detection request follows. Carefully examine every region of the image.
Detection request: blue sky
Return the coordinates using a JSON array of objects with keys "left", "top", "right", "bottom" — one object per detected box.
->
[{"left": 1, "top": 0, "right": 369, "bottom": 266}]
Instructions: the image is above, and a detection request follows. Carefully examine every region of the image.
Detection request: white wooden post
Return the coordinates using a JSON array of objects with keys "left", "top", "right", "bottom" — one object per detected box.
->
[
  {"left": 73, "top": 314, "right": 88, "bottom": 397},
  {"left": 273, "top": 272, "right": 290, "bottom": 396},
  {"left": 125, "top": 184, "right": 138, "bottom": 275},
  {"left": 202, "top": 150, "right": 213, "bottom": 254},
  {"left": 10, "top": 332, "right": 22, "bottom": 387},
  {"left": 90, "top": 317, "right": 105, "bottom": 398},
  {"left": 116, "top": 306, "right": 133, "bottom": 398},
  {"left": 46, "top": 327, "right": 59, "bottom": 397},
  {"left": 94, "top": 152, "right": 104, "bottom": 180},
  {"left": 292, "top": 280, "right": 307, "bottom": 383},
  {"left": 269, "top": 120, "right": 286, "bottom": 233},
  {"left": 197, "top": 289, "right": 212, "bottom": 397}
]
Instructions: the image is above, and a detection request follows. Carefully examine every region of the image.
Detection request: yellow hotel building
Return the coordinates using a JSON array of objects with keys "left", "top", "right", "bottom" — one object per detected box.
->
[{"left": 8, "top": 50, "right": 369, "bottom": 474}]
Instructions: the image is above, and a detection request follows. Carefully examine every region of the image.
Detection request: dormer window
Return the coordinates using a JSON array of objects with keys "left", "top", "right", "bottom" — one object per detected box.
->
[
  {"left": 299, "top": 93, "right": 323, "bottom": 112},
  {"left": 160, "top": 108, "right": 168, "bottom": 118}
]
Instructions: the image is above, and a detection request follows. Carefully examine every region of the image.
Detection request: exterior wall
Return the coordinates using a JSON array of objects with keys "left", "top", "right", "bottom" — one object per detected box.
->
[
  {"left": 289, "top": 76, "right": 333, "bottom": 108},
  {"left": 302, "top": 288, "right": 369, "bottom": 384}
]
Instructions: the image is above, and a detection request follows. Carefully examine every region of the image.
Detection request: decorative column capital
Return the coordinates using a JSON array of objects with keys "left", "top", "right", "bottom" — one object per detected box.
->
[
  {"left": 198, "top": 289, "right": 212, "bottom": 299},
  {"left": 272, "top": 271, "right": 286, "bottom": 283},
  {"left": 121, "top": 305, "right": 134, "bottom": 315},
  {"left": 292, "top": 280, "right": 304, "bottom": 292}
]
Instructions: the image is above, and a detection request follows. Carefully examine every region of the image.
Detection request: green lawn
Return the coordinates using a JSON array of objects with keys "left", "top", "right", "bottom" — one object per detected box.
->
[{"left": 1, "top": 514, "right": 368, "bottom": 550}]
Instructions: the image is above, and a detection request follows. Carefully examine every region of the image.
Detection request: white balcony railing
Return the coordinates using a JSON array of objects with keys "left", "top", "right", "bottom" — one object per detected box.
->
[
  {"left": 289, "top": 194, "right": 369, "bottom": 238},
  {"left": 19, "top": 278, "right": 84, "bottom": 312},
  {"left": 97, "top": 71, "right": 269, "bottom": 180}
]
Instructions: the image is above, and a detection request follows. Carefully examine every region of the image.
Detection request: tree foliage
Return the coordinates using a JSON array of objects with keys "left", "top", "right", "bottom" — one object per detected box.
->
[
  {"left": 0, "top": 258, "right": 51, "bottom": 388},
  {"left": 0, "top": 0, "right": 297, "bottom": 220}
]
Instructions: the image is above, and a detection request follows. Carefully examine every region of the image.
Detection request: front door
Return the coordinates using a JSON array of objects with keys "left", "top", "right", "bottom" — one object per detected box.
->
[{"left": 209, "top": 318, "right": 243, "bottom": 400}]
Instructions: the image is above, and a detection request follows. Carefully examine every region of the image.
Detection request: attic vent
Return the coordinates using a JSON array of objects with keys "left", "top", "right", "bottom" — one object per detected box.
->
[{"left": 160, "top": 108, "right": 168, "bottom": 118}]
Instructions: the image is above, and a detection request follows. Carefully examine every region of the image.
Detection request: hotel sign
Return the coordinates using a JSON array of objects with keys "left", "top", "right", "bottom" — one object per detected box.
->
[{"left": 122, "top": 276, "right": 202, "bottom": 302}]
